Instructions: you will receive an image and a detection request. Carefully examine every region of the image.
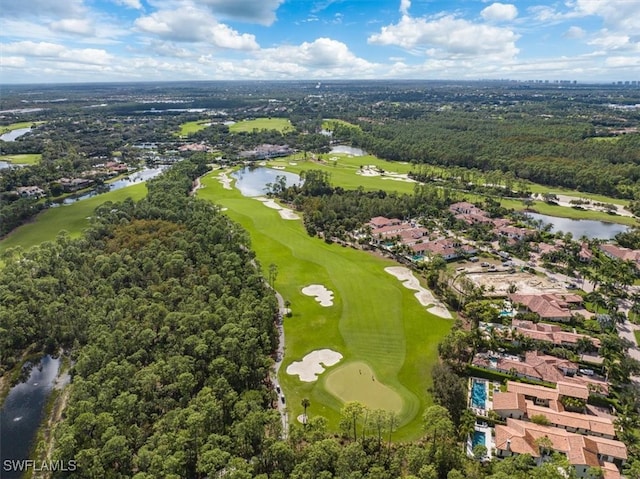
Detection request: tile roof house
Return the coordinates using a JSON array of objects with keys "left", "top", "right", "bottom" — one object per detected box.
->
[
  {"left": 510, "top": 293, "right": 583, "bottom": 322},
  {"left": 492, "top": 382, "right": 615, "bottom": 439},
  {"left": 410, "top": 238, "right": 476, "bottom": 260},
  {"left": 599, "top": 244, "right": 640, "bottom": 267},
  {"left": 512, "top": 319, "right": 601, "bottom": 348},
  {"left": 495, "top": 418, "right": 626, "bottom": 479},
  {"left": 368, "top": 216, "right": 402, "bottom": 229}
]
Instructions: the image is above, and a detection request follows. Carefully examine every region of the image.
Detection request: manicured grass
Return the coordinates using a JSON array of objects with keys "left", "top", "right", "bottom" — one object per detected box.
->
[
  {"left": 0, "top": 154, "right": 42, "bottom": 165},
  {"left": 0, "top": 183, "right": 147, "bottom": 253},
  {"left": 502, "top": 199, "right": 638, "bottom": 226},
  {"left": 322, "top": 119, "right": 362, "bottom": 131},
  {"left": 325, "top": 361, "right": 404, "bottom": 413},
  {"left": 176, "top": 120, "right": 211, "bottom": 136},
  {"left": 229, "top": 118, "right": 294, "bottom": 133},
  {"left": 634, "top": 330, "right": 640, "bottom": 345},
  {"left": 0, "top": 121, "right": 44, "bottom": 135},
  {"left": 198, "top": 171, "right": 452, "bottom": 440}
]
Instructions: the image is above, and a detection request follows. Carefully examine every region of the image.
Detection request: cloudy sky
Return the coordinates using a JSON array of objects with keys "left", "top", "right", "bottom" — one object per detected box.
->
[{"left": 1, "top": 0, "right": 639, "bottom": 84}]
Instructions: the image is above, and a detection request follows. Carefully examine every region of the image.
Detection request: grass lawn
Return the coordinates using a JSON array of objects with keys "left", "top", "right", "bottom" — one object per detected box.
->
[
  {"left": 0, "top": 121, "right": 44, "bottom": 135},
  {"left": 322, "top": 119, "right": 362, "bottom": 131},
  {"left": 0, "top": 154, "right": 42, "bottom": 165},
  {"left": 635, "top": 330, "right": 640, "bottom": 345},
  {"left": 229, "top": 118, "right": 294, "bottom": 133},
  {"left": 0, "top": 183, "right": 147, "bottom": 253},
  {"left": 268, "top": 155, "right": 637, "bottom": 227},
  {"left": 198, "top": 170, "right": 452, "bottom": 440},
  {"left": 176, "top": 120, "right": 211, "bottom": 136}
]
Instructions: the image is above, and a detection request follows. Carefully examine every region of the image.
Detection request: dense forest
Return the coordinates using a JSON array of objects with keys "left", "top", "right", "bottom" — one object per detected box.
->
[{"left": 330, "top": 114, "right": 640, "bottom": 199}]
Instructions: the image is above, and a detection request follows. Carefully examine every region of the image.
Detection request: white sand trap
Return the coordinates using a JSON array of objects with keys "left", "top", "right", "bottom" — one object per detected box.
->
[
  {"left": 220, "top": 207, "right": 228, "bottom": 211},
  {"left": 217, "top": 172, "right": 232, "bottom": 190},
  {"left": 297, "top": 414, "right": 308, "bottom": 424},
  {"left": 272, "top": 166, "right": 285, "bottom": 170},
  {"left": 302, "top": 284, "right": 334, "bottom": 306},
  {"left": 385, "top": 266, "right": 453, "bottom": 319},
  {"left": 356, "top": 165, "right": 381, "bottom": 177},
  {"left": 286, "top": 349, "right": 343, "bottom": 382},
  {"left": 289, "top": 162, "right": 298, "bottom": 165},
  {"left": 254, "top": 197, "right": 300, "bottom": 220},
  {"left": 259, "top": 161, "right": 267, "bottom": 166}
]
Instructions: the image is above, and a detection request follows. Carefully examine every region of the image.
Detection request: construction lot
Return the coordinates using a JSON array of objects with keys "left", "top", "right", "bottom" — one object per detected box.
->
[{"left": 465, "top": 271, "right": 568, "bottom": 297}]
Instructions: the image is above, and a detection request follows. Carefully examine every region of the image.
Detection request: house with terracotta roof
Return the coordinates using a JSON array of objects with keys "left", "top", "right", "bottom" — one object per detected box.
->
[
  {"left": 495, "top": 418, "right": 626, "bottom": 479},
  {"left": 512, "top": 319, "right": 600, "bottom": 349},
  {"left": 510, "top": 293, "right": 583, "bottom": 322},
  {"left": 492, "top": 382, "right": 615, "bottom": 439},
  {"left": 410, "top": 237, "right": 476, "bottom": 261},
  {"left": 449, "top": 201, "right": 487, "bottom": 216},
  {"left": 599, "top": 243, "right": 640, "bottom": 267},
  {"left": 368, "top": 216, "right": 402, "bottom": 229},
  {"left": 495, "top": 225, "right": 535, "bottom": 241}
]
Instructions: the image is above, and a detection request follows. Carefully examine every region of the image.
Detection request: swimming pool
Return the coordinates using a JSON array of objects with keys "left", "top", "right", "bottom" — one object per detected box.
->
[
  {"left": 471, "top": 379, "right": 487, "bottom": 408},
  {"left": 472, "top": 430, "right": 486, "bottom": 448}
]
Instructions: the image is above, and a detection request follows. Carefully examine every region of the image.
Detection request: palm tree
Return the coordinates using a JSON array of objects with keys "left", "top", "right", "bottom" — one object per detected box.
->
[{"left": 301, "top": 398, "right": 310, "bottom": 427}]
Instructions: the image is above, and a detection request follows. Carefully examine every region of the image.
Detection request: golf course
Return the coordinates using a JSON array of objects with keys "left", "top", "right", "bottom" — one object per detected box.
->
[
  {"left": 197, "top": 168, "right": 453, "bottom": 440},
  {"left": 0, "top": 183, "right": 147, "bottom": 253}
]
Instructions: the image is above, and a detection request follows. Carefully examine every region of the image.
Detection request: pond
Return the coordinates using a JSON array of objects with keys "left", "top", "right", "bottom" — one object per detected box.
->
[
  {"left": 526, "top": 212, "right": 628, "bottom": 240},
  {"left": 330, "top": 145, "right": 366, "bottom": 156},
  {"left": 51, "top": 166, "right": 167, "bottom": 206},
  {"left": 232, "top": 167, "right": 301, "bottom": 197},
  {"left": 0, "top": 127, "right": 32, "bottom": 142},
  {"left": 0, "top": 355, "right": 61, "bottom": 478}
]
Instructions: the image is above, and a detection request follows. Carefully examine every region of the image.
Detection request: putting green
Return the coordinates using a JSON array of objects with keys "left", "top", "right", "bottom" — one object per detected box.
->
[
  {"left": 197, "top": 169, "right": 453, "bottom": 440},
  {"left": 325, "top": 361, "right": 404, "bottom": 413}
]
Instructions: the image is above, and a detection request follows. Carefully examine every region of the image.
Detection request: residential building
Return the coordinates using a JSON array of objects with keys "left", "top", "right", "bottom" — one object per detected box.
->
[
  {"left": 495, "top": 418, "right": 626, "bottom": 479},
  {"left": 510, "top": 293, "right": 583, "bottom": 322}
]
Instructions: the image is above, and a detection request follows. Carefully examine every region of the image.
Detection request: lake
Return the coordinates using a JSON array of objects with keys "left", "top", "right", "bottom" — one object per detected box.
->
[
  {"left": 330, "top": 145, "right": 366, "bottom": 156},
  {"left": 232, "top": 167, "right": 301, "bottom": 197},
  {"left": 51, "top": 166, "right": 166, "bottom": 206},
  {"left": 0, "top": 127, "right": 32, "bottom": 142},
  {"left": 526, "top": 212, "right": 628, "bottom": 240},
  {"left": 0, "top": 355, "right": 61, "bottom": 478}
]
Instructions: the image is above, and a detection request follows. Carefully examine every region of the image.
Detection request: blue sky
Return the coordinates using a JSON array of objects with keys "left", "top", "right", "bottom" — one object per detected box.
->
[{"left": 1, "top": 0, "right": 638, "bottom": 83}]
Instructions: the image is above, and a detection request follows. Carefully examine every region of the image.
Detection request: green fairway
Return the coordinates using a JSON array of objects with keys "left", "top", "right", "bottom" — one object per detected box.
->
[
  {"left": 229, "top": 117, "right": 294, "bottom": 133},
  {"left": 0, "top": 183, "right": 147, "bottom": 253},
  {"left": 176, "top": 120, "right": 211, "bottom": 136},
  {"left": 325, "top": 361, "right": 404, "bottom": 413},
  {"left": 197, "top": 170, "right": 452, "bottom": 440},
  {"left": 0, "top": 154, "right": 42, "bottom": 165},
  {"left": 267, "top": 155, "right": 637, "bottom": 226}
]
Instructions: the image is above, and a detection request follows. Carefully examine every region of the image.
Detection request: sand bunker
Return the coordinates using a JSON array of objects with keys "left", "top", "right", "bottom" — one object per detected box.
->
[
  {"left": 286, "top": 349, "right": 343, "bottom": 382},
  {"left": 325, "top": 361, "right": 404, "bottom": 413},
  {"left": 357, "top": 165, "right": 381, "bottom": 177},
  {"left": 217, "top": 172, "right": 232, "bottom": 190},
  {"left": 297, "top": 414, "right": 308, "bottom": 424},
  {"left": 302, "top": 284, "right": 334, "bottom": 306},
  {"left": 385, "top": 266, "right": 452, "bottom": 319},
  {"left": 254, "top": 197, "right": 300, "bottom": 220}
]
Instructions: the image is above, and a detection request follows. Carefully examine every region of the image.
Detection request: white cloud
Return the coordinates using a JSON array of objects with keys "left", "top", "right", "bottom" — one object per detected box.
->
[
  {"left": 400, "top": 0, "right": 411, "bottom": 16},
  {"left": 259, "top": 38, "right": 376, "bottom": 71},
  {"left": 196, "top": 0, "right": 284, "bottom": 26},
  {"left": 49, "top": 18, "right": 95, "bottom": 36},
  {"left": 134, "top": 6, "right": 259, "bottom": 50},
  {"left": 2, "top": 41, "right": 114, "bottom": 65},
  {"left": 589, "top": 30, "right": 639, "bottom": 52},
  {"left": 573, "top": 0, "right": 640, "bottom": 32},
  {"left": 564, "top": 26, "right": 586, "bottom": 39},
  {"left": 368, "top": 14, "right": 519, "bottom": 59},
  {"left": 3, "top": 41, "right": 67, "bottom": 57},
  {"left": 0, "top": 56, "right": 27, "bottom": 68},
  {"left": 480, "top": 3, "right": 517, "bottom": 22},
  {"left": 1, "top": 0, "right": 85, "bottom": 18},
  {"left": 112, "top": 0, "right": 143, "bottom": 8}
]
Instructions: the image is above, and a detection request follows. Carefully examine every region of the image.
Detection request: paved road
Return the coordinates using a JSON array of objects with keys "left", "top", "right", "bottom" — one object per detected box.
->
[{"left": 271, "top": 289, "right": 289, "bottom": 438}]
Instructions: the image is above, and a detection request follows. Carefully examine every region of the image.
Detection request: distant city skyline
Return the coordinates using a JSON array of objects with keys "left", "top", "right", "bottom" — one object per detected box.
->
[{"left": 1, "top": 0, "right": 639, "bottom": 84}]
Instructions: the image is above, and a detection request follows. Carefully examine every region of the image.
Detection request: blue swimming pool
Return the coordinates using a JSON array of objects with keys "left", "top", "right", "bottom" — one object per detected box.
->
[
  {"left": 472, "top": 430, "right": 486, "bottom": 448},
  {"left": 471, "top": 379, "right": 487, "bottom": 408}
]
